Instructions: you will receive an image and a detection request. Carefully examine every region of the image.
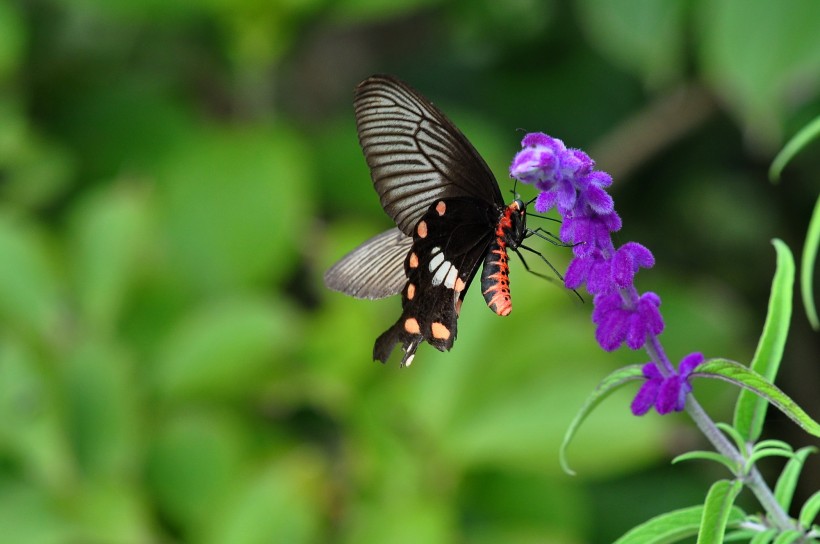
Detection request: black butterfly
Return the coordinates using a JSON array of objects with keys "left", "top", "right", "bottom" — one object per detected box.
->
[{"left": 325, "top": 75, "right": 531, "bottom": 367}]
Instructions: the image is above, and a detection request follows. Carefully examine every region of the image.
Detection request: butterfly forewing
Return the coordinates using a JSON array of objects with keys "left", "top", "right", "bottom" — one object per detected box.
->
[{"left": 354, "top": 75, "right": 503, "bottom": 235}]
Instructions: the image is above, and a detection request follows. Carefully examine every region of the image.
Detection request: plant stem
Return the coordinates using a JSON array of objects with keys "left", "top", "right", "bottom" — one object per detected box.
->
[{"left": 685, "top": 397, "right": 795, "bottom": 531}]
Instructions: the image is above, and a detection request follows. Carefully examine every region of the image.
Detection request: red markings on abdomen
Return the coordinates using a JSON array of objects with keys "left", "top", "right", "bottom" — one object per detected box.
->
[{"left": 481, "top": 243, "right": 512, "bottom": 316}]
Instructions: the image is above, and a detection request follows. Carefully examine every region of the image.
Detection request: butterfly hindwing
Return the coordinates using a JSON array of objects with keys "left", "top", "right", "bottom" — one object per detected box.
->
[
  {"left": 373, "top": 197, "right": 498, "bottom": 365},
  {"left": 324, "top": 227, "right": 413, "bottom": 299}
]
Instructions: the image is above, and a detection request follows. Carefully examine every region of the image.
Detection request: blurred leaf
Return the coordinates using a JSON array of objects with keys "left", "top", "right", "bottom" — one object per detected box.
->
[
  {"left": 63, "top": 339, "right": 142, "bottom": 479},
  {"left": 158, "top": 126, "right": 311, "bottom": 292},
  {"left": 153, "top": 297, "right": 298, "bottom": 401},
  {"left": 698, "top": 479, "right": 744, "bottom": 544},
  {"left": 576, "top": 0, "right": 688, "bottom": 87},
  {"left": 343, "top": 493, "right": 455, "bottom": 544},
  {"left": 0, "top": 482, "right": 73, "bottom": 544},
  {"left": 202, "top": 452, "right": 326, "bottom": 544},
  {"left": 0, "top": 214, "right": 60, "bottom": 342},
  {"left": 0, "top": 340, "right": 75, "bottom": 490},
  {"left": 0, "top": 0, "right": 24, "bottom": 78},
  {"left": 146, "top": 410, "right": 253, "bottom": 532},
  {"left": 732, "top": 240, "right": 794, "bottom": 442},
  {"left": 800, "top": 196, "right": 820, "bottom": 330},
  {"left": 0, "top": 103, "right": 74, "bottom": 210},
  {"left": 697, "top": 0, "right": 820, "bottom": 145},
  {"left": 71, "top": 480, "right": 156, "bottom": 543},
  {"left": 329, "top": 0, "right": 442, "bottom": 22},
  {"left": 68, "top": 181, "right": 153, "bottom": 333}
]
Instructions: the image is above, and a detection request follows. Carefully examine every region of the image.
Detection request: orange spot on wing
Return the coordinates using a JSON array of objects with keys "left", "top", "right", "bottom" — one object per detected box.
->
[
  {"left": 417, "top": 220, "right": 428, "bottom": 238},
  {"left": 431, "top": 322, "right": 451, "bottom": 340},
  {"left": 404, "top": 317, "right": 420, "bottom": 334},
  {"left": 455, "top": 278, "right": 466, "bottom": 292},
  {"left": 409, "top": 252, "right": 419, "bottom": 268},
  {"left": 436, "top": 201, "right": 446, "bottom": 216},
  {"left": 406, "top": 283, "right": 416, "bottom": 300}
]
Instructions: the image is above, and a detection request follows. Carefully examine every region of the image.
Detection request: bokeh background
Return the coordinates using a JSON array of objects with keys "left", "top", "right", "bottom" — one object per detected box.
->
[{"left": 1, "top": 0, "right": 819, "bottom": 542}]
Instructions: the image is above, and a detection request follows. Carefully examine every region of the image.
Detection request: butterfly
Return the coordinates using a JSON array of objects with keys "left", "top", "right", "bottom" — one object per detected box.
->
[{"left": 325, "top": 74, "right": 534, "bottom": 367}]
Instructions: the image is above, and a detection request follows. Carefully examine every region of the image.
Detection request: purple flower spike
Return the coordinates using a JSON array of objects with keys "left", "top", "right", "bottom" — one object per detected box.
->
[{"left": 631, "top": 353, "right": 704, "bottom": 415}]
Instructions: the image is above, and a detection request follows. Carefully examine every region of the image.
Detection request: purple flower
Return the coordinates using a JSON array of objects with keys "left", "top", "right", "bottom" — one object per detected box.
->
[
  {"left": 592, "top": 291, "right": 663, "bottom": 351},
  {"left": 510, "top": 132, "right": 693, "bottom": 417},
  {"left": 631, "top": 353, "right": 704, "bottom": 415}
]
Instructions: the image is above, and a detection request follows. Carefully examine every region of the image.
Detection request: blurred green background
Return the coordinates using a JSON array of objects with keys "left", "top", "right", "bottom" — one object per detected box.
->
[{"left": 1, "top": 0, "right": 819, "bottom": 542}]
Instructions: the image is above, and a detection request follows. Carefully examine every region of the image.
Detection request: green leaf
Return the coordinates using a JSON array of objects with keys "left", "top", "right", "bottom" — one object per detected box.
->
[
  {"left": 68, "top": 183, "right": 152, "bottom": 333},
  {"left": 798, "top": 490, "right": 820, "bottom": 527},
  {"left": 576, "top": 0, "right": 689, "bottom": 87},
  {"left": 697, "top": 0, "right": 820, "bottom": 144},
  {"left": 698, "top": 479, "right": 744, "bottom": 544},
  {"left": 772, "top": 530, "right": 804, "bottom": 544},
  {"left": 733, "top": 239, "right": 794, "bottom": 442},
  {"left": 614, "top": 504, "right": 745, "bottom": 544},
  {"left": 774, "top": 447, "right": 818, "bottom": 512},
  {"left": 672, "top": 451, "right": 740, "bottom": 474},
  {"left": 696, "top": 359, "right": 820, "bottom": 437},
  {"left": 0, "top": 215, "right": 60, "bottom": 339},
  {"left": 753, "top": 440, "right": 793, "bottom": 454},
  {"left": 560, "top": 364, "right": 645, "bottom": 475},
  {"left": 745, "top": 448, "right": 796, "bottom": 474},
  {"left": 749, "top": 528, "right": 778, "bottom": 544},
  {"left": 800, "top": 195, "right": 820, "bottom": 330},
  {"left": 153, "top": 298, "right": 299, "bottom": 401},
  {"left": 769, "top": 115, "right": 820, "bottom": 182},
  {"left": 716, "top": 422, "right": 749, "bottom": 456}
]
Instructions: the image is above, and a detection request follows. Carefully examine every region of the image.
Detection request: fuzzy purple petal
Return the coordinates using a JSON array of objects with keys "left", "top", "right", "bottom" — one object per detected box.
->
[
  {"left": 655, "top": 375, "right": 683, "bottom": 414},
  {"left": 587, "top": 170, "right": 613, "bottom": 188},
  {"left": 637, "top": 292, "right": 664, "bottom": 335},
  {"left": 625, "top": 312, "right": 648, "bottom": 350},
  {"left": 564, "top": 256, "right": 592, "bottom": 290},
  {"left": 533, "top": 190, "right": 557, "bottom": 214},
  {"left": 583, "top": 184, "right": 614, "bottom": 215},
  {"left": 679, "top": 352, "right": 704, "bottom": 376}
]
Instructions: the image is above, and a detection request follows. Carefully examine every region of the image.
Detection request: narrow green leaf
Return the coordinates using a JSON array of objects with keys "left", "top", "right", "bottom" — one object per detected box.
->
[
  {"left": 745, "top": 448, "right": 795, "bottom": 474},
  {"left": 560, "top": 364, "right": 645, "bottom": 475},
  {"left": 753, "top": 440, "right": 793, "bottom": 454},
  {"left": 698, "top": 479, "right": 744, "bottom": 544},
  {"left": 772, "top": 530, "right": 804, "bottom": 544},
  {"left": 672, "top": 451, "right": 740, "bottom": 474},
  {"left": 801, "top": 195, "right": 820, "bottom": 330},
  {"left": 749, "top": 528, "right": 777, "bottom": 544},
  {"left": 696, "top": 360, "right": 820, "bottom": 437},
  {"left": 615, "top": 505, "right": 745, "bottom": 544},
  {"left": 716, "top": 422, "right": 750, "bottom": 456},
  {"left": 769, "top": 115, "right": 820, "bottom": 182},
  {"left": 733, "top": 240, "right": 794, "bottom": 442},
  {"left": 775, "top": 447, "right": 818, "bottom": 512},
  {"left": 799, "top": 490, "right": 820, "bottom": 527}
]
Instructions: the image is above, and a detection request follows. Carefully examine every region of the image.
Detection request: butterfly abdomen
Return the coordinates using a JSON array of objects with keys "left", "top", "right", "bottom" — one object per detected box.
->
[{"left": 481, "top": 200, "right": 527, "bottom": 316}]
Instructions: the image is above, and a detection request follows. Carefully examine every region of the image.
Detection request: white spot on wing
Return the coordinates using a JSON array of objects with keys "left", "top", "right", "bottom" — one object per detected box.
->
[
  {"left": 432, "top": 262, "right": 451, "bottom": 286},
  {"left": 429, "top": 250, "right": 444, "bottom": 271},
  {"left": 444, "top": 266, "right": 458, "bottom": 289}
]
